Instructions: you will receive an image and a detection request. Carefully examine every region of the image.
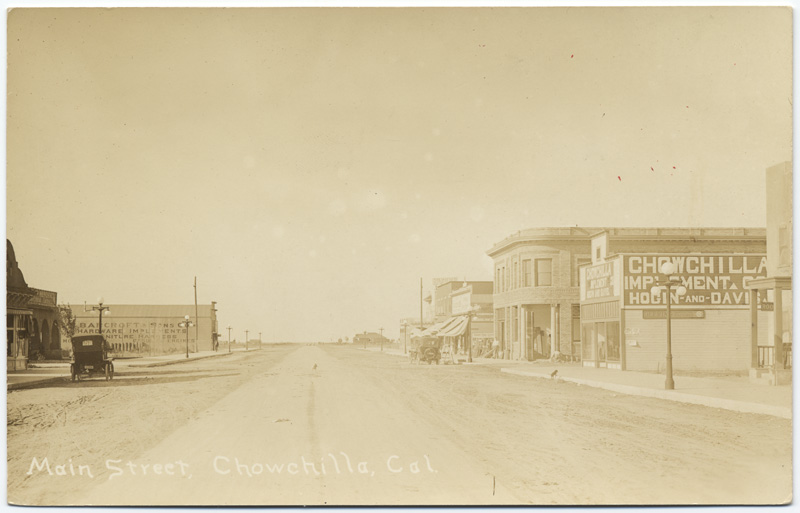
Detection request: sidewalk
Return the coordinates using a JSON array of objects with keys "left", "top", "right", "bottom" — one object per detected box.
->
[
  {"left": 8, "top": 348, "right": 257, "bottom": 390},
  {"left": 501, "top": 363, "right": 792, "bottom": 419},
  {"left": 361, "top": 347, "right": 792, "bottom": 419}
]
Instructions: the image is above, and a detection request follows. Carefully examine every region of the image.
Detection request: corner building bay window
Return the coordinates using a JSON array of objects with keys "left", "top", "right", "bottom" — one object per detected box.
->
[{"left": 535, "top": 259, "right": 552, "bottom": 287}]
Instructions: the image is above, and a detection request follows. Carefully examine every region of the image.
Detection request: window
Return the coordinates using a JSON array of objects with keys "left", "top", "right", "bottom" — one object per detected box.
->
[
  {"left": 514, "top": 262, "right": 519, "bottom": 289},
  {"left": 607, "top": 321, "right": 620, "bottom": 361},
  {"left": 523, "top": 260, "right": 532, "bottom": 287},
  {"left": 503, "top": 266, "right": 507, "bottom": 291},
  {"left": 595, "top": 247, "right": 601, "bottom": 261},
  {"left": 535, "top": 259, "right": 552, "bottom": 286}
]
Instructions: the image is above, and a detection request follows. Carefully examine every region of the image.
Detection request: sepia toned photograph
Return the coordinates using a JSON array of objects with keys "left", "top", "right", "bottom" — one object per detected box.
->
[{"left": 5, "top": 4, "right": 793, "bottom": 507}]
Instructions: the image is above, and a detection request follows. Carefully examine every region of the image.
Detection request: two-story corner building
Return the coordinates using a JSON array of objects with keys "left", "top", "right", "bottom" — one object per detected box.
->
[
  {"left": 487, "top": 228, "right": 596, "bottom": 361},
  {"left": 488, "top": 227, "right": 767, "bottom": 362}
]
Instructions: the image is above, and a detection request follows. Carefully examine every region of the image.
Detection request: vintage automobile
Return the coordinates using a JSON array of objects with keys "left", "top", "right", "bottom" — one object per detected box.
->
[
  {"left": 409, "top": 336, "right": 441, "bottom": 365},
  {"left": 70, "top": 335, "right": 115, "bottom": 381}
]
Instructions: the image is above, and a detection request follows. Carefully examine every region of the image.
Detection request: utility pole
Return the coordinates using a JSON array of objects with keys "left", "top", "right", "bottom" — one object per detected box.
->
[
  {"left": 227, "top": 326, "right": 232, "bottom": 353},
  {"left": 259, "top": 332, "right": 262, "bottom": 349},
  {"left": 194, "top": 277, "right": 199, "bottom": 352},
  {"left": 379, "top": 327, "right": 384, "bottom": 352},
  {"left": 245, "top": 330, "right": 249, "bottom": 352},
  {"left": 420, "top": 278, "right": 423, "bottom": 329}
]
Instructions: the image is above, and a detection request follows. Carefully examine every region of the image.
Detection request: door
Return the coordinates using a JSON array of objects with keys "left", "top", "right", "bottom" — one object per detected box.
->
[
  {"left": 596, "top": 322, "right": 607, "bottom": 367},
  {"left": 525, "top": 309, "right": 535, "bottom": 361}
]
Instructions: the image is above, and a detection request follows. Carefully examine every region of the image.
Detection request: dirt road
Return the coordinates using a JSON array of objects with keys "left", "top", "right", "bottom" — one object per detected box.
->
[{"left": 7, "top": 344, "right": 792, "bottom": 505}]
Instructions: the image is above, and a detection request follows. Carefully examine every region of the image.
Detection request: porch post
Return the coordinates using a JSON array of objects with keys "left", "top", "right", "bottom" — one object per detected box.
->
[
  {"left": 774, "top": 287, "right": 784, "bottom": 369},
  {"left": 750, "top": 289, "right": 759, "bottom": 368},
  {"left": 550, "top": 304, "right": 557, "bottom": 356}
]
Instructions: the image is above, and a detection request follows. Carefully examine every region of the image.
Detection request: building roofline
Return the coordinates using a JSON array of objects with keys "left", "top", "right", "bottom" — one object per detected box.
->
[{"left": 487, "top": 227, "right": 766, "bottom": 257}]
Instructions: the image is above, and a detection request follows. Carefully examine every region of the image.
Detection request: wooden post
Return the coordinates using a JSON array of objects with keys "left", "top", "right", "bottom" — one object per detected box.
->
[
  {"left": 750, "top": 289, "right": 759, "bottom": 368},
  {"left": 194, "top": 277, "right": 199, "bottom": 352},
  {"left": 774, "top": 287, "right": 783, "bottom": 370}
]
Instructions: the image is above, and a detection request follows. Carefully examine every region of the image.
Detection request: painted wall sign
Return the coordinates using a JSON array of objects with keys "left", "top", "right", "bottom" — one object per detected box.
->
[
  {"left": 642, "top": 309, "right": 706, "bottom": 319},
  {"left": 580, "top": 259, "right": 621, "bottom": 301},
  {"left": 451, "top": 293, "right": 471, "bottom": 315},
  {"left": 623, "top": 255, "right": 767, "bottom": 308}
]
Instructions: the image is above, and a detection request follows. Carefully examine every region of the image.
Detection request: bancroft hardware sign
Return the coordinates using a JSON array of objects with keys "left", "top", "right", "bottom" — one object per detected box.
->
[{"left": 623, "top": 255, "right": 767, "bottom": 308}]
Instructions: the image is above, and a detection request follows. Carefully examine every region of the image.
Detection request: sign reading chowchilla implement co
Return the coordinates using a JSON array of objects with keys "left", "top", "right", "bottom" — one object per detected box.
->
[{"left": 622, "top": 254, "right": 767, "bottom": 308}]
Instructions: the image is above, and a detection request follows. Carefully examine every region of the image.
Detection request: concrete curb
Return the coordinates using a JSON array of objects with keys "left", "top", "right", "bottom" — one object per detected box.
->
[
  {"left": 501, "top": 368, "right": 792, "bottom": 420},
  {"left": 128, "top": 351, "right": 235, "bottom": 368},
  {"left": 8, "top": 376, "right": 69, "bottom": 391}
]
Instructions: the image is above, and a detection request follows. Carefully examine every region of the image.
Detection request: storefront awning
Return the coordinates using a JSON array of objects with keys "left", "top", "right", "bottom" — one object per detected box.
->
[
  {"left": 420, "top": 321, "right": 448, "bottom": 337},
  {"left": 438, "top": 316, "right": 469, "bottom": 337}
]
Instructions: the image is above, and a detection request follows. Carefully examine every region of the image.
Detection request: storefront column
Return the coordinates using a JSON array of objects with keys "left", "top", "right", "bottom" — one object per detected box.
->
[
  {"left": 750, "top": 289, "right": 759, "bottom": 368},
  {"left": 774, "top": 287, "right": 783, "bottom": 369},
  {"left": 550, "top": 304, "right": 557, "bottom": 356},
  {"left": 555, "top": 304, "right": 561, "bottom": 355},
  {"left": 517, "top": 304, "right": 524, "bottom": 360}
]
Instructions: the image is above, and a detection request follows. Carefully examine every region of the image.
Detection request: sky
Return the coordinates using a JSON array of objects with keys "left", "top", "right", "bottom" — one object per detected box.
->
[{"left": 6, "top": 6, "right": 792, "bottom": 342}]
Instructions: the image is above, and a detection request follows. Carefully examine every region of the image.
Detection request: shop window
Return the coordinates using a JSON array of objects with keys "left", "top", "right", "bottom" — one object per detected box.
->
[
  {"left": 535, "top": 259, "right": 552, "bottom": 287},
  {"left": 596, "top": 323, "right": 607, "bottom": 362},
  {"left": 607, "top": 321, "right": 620, "bottom": 361},
  {"left": 581, "top": 323, "right": 594, "bottom": 361},
  {"left": 523, "top": 259, "right": 532, "bottom": 287}
]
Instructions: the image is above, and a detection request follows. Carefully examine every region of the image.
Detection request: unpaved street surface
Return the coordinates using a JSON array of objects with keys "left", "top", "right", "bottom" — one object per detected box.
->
[{"left": 8, "top": 345, "right": 791, "bottom": 505}]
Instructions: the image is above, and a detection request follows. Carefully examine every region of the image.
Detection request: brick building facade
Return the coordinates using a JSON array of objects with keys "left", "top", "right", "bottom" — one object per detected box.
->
[{"left": 487, "top": 228, "right": 766, "bottom": 363}]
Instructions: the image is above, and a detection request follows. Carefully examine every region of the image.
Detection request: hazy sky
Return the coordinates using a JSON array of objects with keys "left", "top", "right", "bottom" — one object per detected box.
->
[{"left": 6, "top": 7, "right": 792, "bottom": 341}]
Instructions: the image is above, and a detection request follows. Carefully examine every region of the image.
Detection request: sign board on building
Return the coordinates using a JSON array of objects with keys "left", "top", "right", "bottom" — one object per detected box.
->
[
  {"left": 760, "top": 302, "right": 775, "bottom": 311},
  {"left": 642, "top": 309, "right": 706, "bottom": 319},
  {"left": 580, "top": 259, "right": 621, "bottom": 302},
  {"left": 623, "top": 254, "right": 767, "bottom": 308},
  {"left": 451, "top": 292, "right": 471, "bottom": 315}
]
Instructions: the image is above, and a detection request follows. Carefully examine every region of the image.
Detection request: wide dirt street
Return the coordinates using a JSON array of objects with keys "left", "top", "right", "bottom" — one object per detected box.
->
[{"left": 7, "top": 344, "right": 792, "bottom": 506}]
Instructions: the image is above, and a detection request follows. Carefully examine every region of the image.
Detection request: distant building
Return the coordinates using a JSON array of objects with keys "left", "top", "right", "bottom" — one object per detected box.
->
[
  {"left": 431, "top": 277, "right": 457, "bottom": 323},
  {"left": 71, "top": 303, "right": 219, "bottom": 356},
  {"left": 488, "top": 227, "right": 767, "bottom": 362},
  {"left": 6, "top": 240, "right": 61, "bottom": 370},
  {"left": 353, "top": 331, "right": 390, "bottom": 347},
  {"left": 435, "top": 280, "right": 494, "bottom": 355}
]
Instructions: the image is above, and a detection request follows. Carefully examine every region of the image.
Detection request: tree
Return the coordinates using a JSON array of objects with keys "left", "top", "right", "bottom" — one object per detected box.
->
[{"left": 58, "top": 303, "right": 77, "bottom": 343}]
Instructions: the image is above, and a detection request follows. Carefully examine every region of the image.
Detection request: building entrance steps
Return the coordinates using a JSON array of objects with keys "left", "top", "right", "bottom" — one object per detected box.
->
[{"left": 500, "top": 363, "right": 792, "bottom": 419}]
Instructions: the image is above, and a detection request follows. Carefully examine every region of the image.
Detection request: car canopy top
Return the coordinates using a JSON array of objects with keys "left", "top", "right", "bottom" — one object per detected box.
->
[{"left": 71, "top": 335, "right": 109, "bottom": 353}]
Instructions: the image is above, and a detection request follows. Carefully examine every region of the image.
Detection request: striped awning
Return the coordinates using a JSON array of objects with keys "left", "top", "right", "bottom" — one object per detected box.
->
[{"left": 438, "top": 316, "right": 469, "bottom": 337}]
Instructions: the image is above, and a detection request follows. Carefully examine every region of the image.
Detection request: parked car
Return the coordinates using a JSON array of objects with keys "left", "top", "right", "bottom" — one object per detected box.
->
[{"left": 70, "top": 335, "right": 114, "bottom": 381}]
